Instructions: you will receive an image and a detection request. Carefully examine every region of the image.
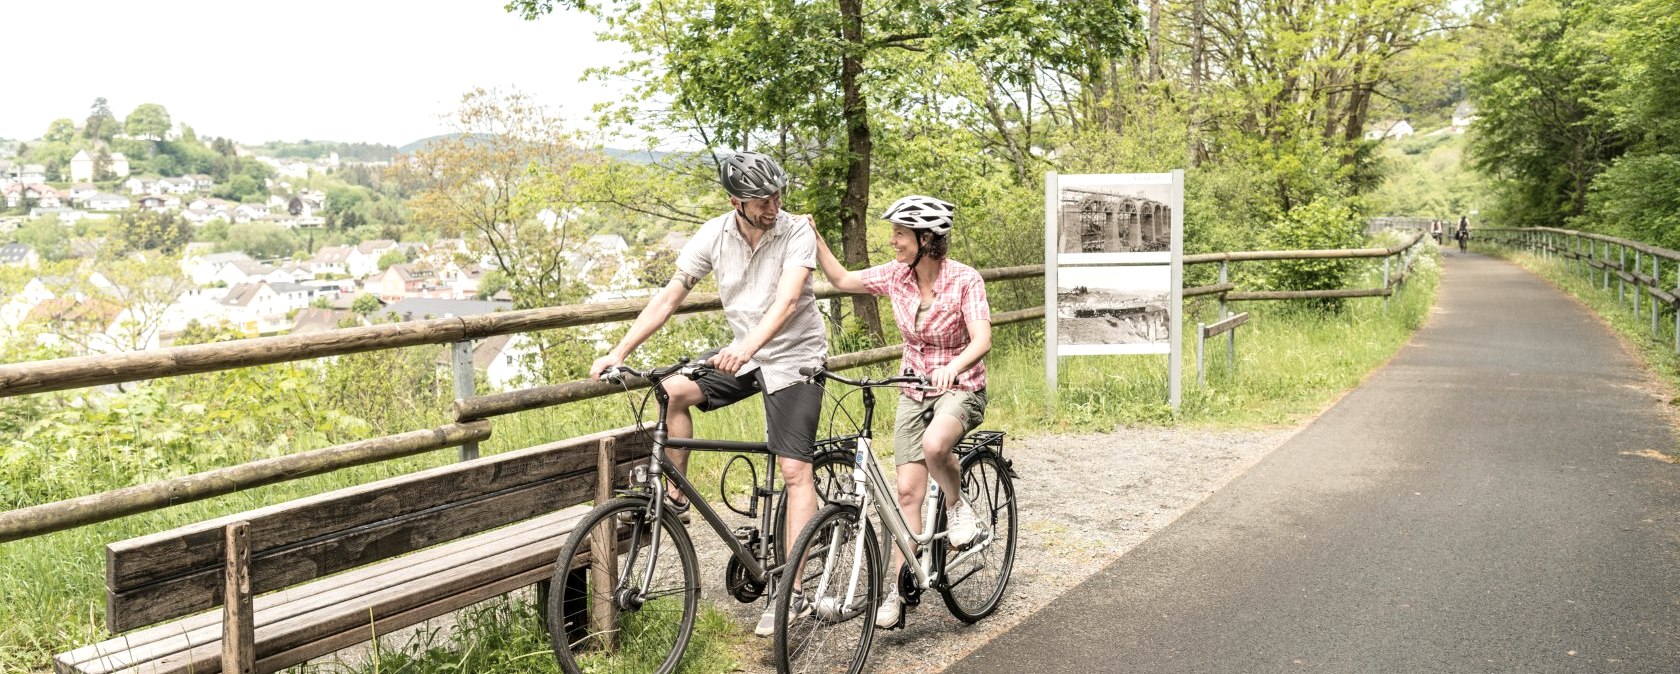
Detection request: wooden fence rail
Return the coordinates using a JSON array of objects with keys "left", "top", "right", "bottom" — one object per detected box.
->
[
  {"left": 0, "top": 233, "right": 1427, "bottom": 544},
  {"left": 0, "top": 265, "right": 1042, "bottom": 400}
]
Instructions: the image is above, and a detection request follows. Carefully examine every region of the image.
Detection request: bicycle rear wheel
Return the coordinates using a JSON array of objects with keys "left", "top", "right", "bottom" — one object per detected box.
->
[
  {"left": 774, "top": 502, "right": 881, "bottom": 674},
  {"left": 547, "top": 496, "right": 699, "bottom": 674},
  {"left": 936, "top": 450, "right": 1017, "bottom": 623}
]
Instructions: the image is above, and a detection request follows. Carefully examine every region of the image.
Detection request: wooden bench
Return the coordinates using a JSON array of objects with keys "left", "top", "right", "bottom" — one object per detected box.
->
[{"left": 54, "top": 426, "right": 649, "bottom": 674}]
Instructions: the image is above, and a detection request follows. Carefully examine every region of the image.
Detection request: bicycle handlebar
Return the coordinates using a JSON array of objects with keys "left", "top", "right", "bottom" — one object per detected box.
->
[
  {"left": 605, "top": 358, "right": 715, "bottom": 385},
  {"left": 799, "top": 365, "right": 933, "bottom": 391}
]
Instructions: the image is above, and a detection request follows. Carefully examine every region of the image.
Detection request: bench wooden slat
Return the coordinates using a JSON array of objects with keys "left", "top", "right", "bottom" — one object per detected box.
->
[
  {"left": 110, "top": 426, "right": 640, "bottom": 591},
  {"left": 110, "top": 467, "right": 601, "bottom": 631},
  {"left": 123, "top": 511, "right": 592, "bottom": 674},
  {"left": 107, "top": 429, "right": 645, "bottom": 632},
  {"left": 62, "top": 505, "right": 594, "bottom": 674},
  {"left": 57, "top": 503, "right": 584, "bottom": 670}
]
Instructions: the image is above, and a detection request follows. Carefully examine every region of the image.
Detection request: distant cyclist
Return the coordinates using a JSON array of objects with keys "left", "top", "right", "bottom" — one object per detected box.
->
[
  {"left": 1456, "top": 215, "right": 1470, "bottom": 252},
  {"left": 806, "top": 194, "right": 992, "bottom": 630},
  {"left": 1431, "top": 219, "right": 1443, "bottom": 245},
  {"left": 587, "top": 151, "right": 827, "bottom": 637}
]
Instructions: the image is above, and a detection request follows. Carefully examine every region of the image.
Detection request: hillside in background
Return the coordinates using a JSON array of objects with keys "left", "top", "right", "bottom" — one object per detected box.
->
[
  {"left": 249, "top": 140, "right": 400, "bottom": 162},
  {"left": 1371, "top": 129, "right": 1486, "bottom": 221},
  {"left": 398, "top": 133, "right": 673, "bottom": 165}
]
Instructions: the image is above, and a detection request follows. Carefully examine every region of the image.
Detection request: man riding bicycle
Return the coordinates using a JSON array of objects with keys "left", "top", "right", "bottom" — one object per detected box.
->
[{"left": 588, "top": 151, "right": 827, "bottom": 637}]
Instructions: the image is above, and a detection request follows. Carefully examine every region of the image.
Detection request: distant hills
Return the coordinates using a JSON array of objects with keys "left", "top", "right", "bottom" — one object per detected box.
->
[{"left": 396, "top": 134, "right": 675, "bottom": 165}]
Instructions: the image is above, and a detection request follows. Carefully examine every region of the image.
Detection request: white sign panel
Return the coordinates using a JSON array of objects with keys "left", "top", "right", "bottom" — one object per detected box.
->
[{"left": 1045, "top": 170, "right": 1185, "bottom": 409}]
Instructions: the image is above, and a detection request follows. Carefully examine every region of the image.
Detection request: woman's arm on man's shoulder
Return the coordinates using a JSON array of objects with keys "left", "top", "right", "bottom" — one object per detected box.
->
[{"left": 802, "top": 215, "right": 871, "bottom": 294}]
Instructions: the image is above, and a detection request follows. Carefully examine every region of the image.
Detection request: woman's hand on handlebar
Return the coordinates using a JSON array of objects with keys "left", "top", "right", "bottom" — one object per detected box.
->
[{"left": 928, "top": 366, "right": 957, "bottom": 393}]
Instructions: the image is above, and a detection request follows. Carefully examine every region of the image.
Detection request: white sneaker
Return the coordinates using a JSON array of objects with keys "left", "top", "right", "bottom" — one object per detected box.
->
[
  {"left": 947, "top": 499, "right": 979, "bottom": 549},
  {"left": 755, "top": 591, "right": 809, "bottom": 637},
  {"left": 874, "top": 589, "right": 904, "bottom": 629},
  {"left": 754, "top": 605, "right": 777, "bottom": 637}
]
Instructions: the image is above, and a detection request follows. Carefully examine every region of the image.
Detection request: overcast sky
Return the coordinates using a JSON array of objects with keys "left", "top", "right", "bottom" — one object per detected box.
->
[{"left": 1, "top": 1, "right": 630, "bottom": 147}]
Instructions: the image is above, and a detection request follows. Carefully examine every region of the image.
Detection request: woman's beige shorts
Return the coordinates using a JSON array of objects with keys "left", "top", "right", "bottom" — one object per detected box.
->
[{"left": 892, "top": 388, "right": 987, "bottom": 465}]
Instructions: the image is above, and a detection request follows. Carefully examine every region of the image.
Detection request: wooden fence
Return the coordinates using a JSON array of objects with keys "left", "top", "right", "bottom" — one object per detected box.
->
[
  {"left": 1481, "top": 227, "right": 1680, "bottom": 351},
  {"left": 0, "top": 231, "right": 1429, "bottom": 544}
]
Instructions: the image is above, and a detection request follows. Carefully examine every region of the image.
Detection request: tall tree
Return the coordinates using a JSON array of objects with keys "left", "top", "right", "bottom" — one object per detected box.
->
[
  {"left": 43, "top": 119, "right": 76, "bottom": 144},
  {"left": 508, "top": 0, "right": 1139, "bottom": 339},
  {"left": 84, "top": 97, "right": 117, "bottom": 142},
  {"left": 1467, "top": 0, "right": 1624, "bottom": 227},
  {"left": 403, "top": 87, "right": 588, "bottom": 309},
  {"left": 99, "top": 253, "right": 193, "bottom": 354},
  {"left": 124, "top": 103, "right": 172, "bottom": 141}
]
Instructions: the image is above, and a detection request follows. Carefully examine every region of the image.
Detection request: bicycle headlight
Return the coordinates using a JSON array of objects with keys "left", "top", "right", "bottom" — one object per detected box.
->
[{"left": 631, "top": 464, "right": 650, "bottom": 486}]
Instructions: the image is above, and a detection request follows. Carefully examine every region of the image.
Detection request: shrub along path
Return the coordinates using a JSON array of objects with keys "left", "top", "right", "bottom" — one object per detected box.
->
[{"left": 956, "top": 249, "right": 1680, "bottom": 673}]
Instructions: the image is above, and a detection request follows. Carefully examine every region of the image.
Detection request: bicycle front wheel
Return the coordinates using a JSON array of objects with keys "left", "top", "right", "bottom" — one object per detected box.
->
[
  {"left": 936, "top": 450, "right": 1017, "bottom": 623},
  {"left": 774, "top": 502, "right": 881, "bottom": 674},
  {"left": 547, "top": 496, "right": 699, "bottom": 674}
]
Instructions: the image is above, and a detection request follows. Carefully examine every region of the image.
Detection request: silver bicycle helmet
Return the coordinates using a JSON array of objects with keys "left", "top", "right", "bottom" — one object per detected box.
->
[
  {"left": 718, "top": 151, "right": 789, "bottom": 200},
  {"left": 881, "top": 195, "right": 955, "bottom": 236}
]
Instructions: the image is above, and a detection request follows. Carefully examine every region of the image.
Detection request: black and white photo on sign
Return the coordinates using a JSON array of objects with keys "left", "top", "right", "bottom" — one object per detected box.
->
[
  {"left": 1055, "top": 173, "right": 1174, "bottom": 264},
  {"left": 1056, "top": 265, "right": 1171, "bottom": 354}
]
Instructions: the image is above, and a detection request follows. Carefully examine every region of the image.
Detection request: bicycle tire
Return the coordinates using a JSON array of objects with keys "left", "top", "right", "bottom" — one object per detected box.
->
[
  {"left": 773, "top": 502, "right": 881, "bottom": 674},
  {"left": 935, "top": 450, "right": 1018, "bottom": 623},
  {"left": 547, "top": 496, "right": 699, "bottom": 674}
]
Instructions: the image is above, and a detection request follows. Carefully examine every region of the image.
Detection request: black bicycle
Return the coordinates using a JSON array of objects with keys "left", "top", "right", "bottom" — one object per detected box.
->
[{"left": 546, "top": 358, "right": 852, "bottom": 674}]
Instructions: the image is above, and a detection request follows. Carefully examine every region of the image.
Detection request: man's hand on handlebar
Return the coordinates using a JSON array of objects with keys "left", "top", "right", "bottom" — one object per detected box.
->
[
  {"left": 589, "top": 353, "right": 623, "bottom": 381},
  {"left": 709, "top": 344, "right": 753, "bottom": 375}
]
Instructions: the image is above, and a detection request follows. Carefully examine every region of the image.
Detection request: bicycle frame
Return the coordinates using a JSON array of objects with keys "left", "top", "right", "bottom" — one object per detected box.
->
[
  {"left": 820, "top": 376, "right": 997, "bottom": 611},
  {"left": 616, "top": 363, "right": 786, "bottom": 602}
]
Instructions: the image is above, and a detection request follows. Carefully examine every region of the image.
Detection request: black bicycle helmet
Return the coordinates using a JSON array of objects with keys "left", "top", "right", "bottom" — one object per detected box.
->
[
  {"left": 718, "top": 152, "right": 789, "bottom": 200},
  {"left": 881, "top": 195, "right": 955, "bottom": 236}
]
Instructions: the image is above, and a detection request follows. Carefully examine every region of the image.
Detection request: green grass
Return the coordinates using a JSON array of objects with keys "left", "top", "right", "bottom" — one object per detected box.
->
[
  {"left": 302, "top": 595, "right": 746, "bottom": 674},
  {"left": 0, "top": 245, "right": 1443, "bottom": 673}
]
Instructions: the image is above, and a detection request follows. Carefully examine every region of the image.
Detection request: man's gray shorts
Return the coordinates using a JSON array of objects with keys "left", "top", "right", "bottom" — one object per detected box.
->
[{"left": 692, "top": 358, "right": 823, "bottom": 463}]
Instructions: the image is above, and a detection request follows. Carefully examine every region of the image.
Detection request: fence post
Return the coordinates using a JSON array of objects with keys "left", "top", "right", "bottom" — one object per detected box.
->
[
  {"left": 1634, "top": 250, "right": 1643, "bottom": 318},
  {"left": 1218, "top": 261, "right": 1229, "bottom": 320},
  {"left": 1619, "top": 245, "right": 1627, "bottom": 302},
  {"left": 450, "top": 340, "right": 479, "bottom": 461},
  {"left": 1196, "top": 323, "right": 1206, "bottom": 389},
  {"left": 1652, "top": 257, "right": 1661, "bottom": 339},
  {"left": 1576, "top": 233, "right": 1585, "bottom": 277},
  {"left": 1382, "top": 257, "right": 1391, "bottom": 312},
  {"left": 1603, "top": 240, "right": 1611, "bottom": 290}
]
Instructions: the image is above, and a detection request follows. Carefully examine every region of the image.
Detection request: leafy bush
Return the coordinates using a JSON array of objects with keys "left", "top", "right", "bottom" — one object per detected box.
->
[{"left": 1262, "top": 198, "right": 1367, "bottom": 311}]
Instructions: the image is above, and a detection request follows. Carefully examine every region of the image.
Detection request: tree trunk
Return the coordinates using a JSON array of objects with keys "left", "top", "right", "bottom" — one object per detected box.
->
[
  {"left": 1148, "top": 0, "right": 1162, "bottom": 82},
  {"left": 1189, "top": 0, "right": 1207, "bottom": 164},
  {"left": 839, "top": 0, "right": 884, "bottom": 343}
]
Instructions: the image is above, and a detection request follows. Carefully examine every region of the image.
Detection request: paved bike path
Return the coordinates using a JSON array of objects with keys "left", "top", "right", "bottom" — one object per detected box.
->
[{"left": 956, "top": 252, "right": 1680, "bottom": 673}]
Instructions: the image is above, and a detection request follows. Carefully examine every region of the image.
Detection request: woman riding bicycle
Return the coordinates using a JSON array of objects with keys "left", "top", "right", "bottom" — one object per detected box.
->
[{"left": 807, "top": 194, "right": 992, "bottom": 629}]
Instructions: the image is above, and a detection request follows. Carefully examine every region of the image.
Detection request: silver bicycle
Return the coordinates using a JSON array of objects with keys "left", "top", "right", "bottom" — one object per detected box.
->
[{"left": 772, "top": 366, "right": 1018, "bottom": 674}]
